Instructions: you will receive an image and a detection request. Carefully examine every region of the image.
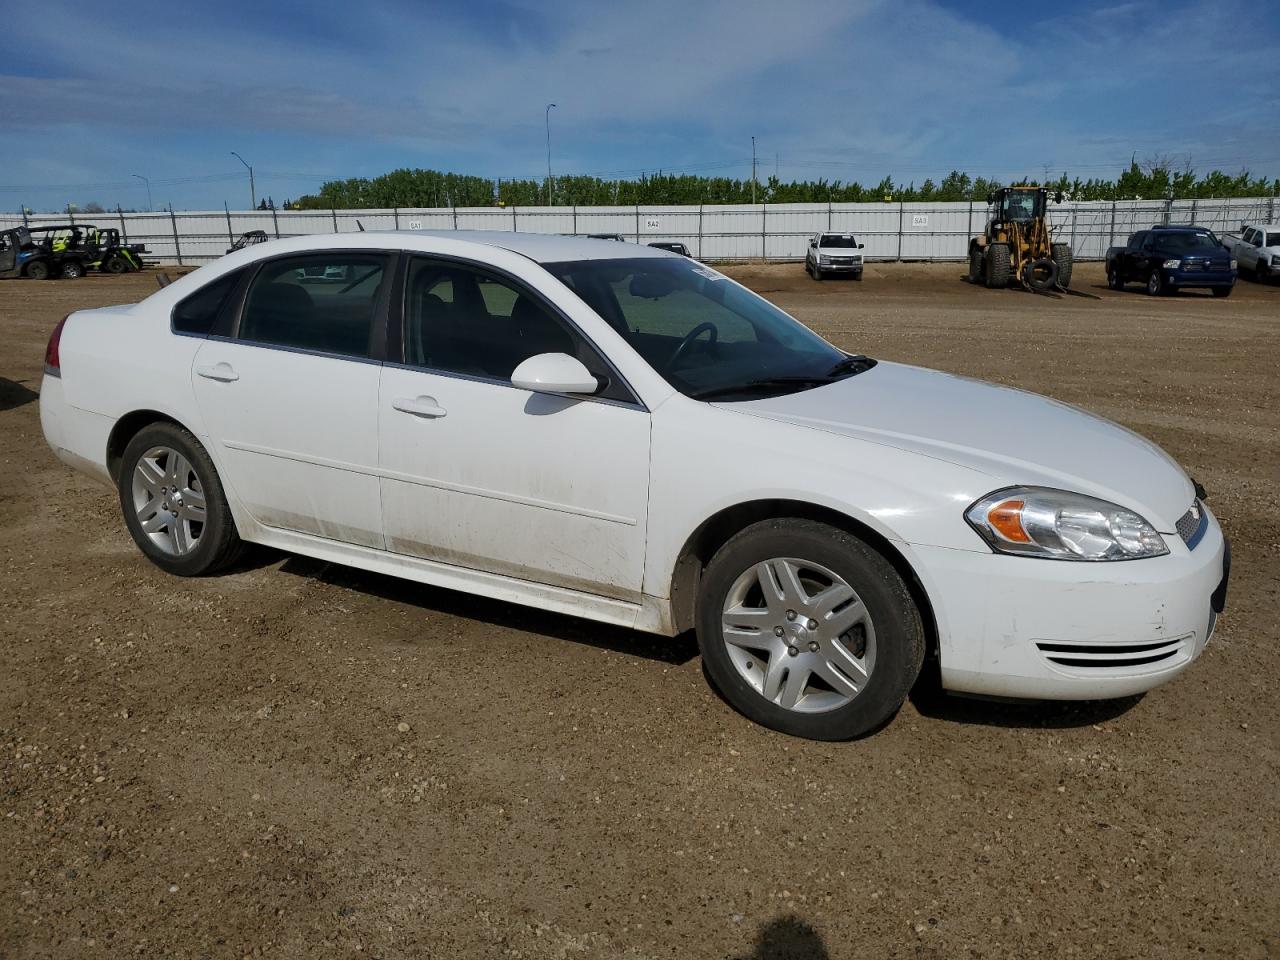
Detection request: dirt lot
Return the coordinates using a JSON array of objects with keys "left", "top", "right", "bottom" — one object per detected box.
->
[{"left": 2, "top": 262, "right": 1277, "bottom": 959}]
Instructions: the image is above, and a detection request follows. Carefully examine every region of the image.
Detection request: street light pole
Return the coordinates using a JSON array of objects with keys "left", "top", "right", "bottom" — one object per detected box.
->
[
  {"left": 230, "top": 151, "right": 256, "bottom": 209},
  {"left": 545, "top": 103, "right": 557, "bottom": 206},
  {"left": 131, "top": 173, "right": 152, "bottom": 212},
  {"left": 751, "top": 136, "right": 757, "bottom": 204}
]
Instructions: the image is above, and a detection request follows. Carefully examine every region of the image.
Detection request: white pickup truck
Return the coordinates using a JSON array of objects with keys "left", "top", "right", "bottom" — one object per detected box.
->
[
  {"left": 1221, "top": 223, "right": 1280, "bottom": 281},
  {"left": 805, "top": 232, "right": 864, "bottom": 281}
]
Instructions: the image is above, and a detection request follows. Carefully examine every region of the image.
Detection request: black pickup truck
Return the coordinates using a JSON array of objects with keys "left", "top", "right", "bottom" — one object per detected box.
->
[{"left": 1105, "top": 226, "right": 1235, "bottom": 297}]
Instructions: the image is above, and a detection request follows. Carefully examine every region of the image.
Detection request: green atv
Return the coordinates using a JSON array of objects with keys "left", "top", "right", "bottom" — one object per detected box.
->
[{"left": 82, "top": 226, "right": 149, "bottom": 273}]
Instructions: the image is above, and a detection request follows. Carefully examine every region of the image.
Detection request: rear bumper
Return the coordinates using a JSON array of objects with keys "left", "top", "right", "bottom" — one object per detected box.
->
[
  {"left": 39, "top": 375, "right": 113, "bottom": 485},
  {"left": 916, "top": 510, "right": 1228, "bottom": 700}
]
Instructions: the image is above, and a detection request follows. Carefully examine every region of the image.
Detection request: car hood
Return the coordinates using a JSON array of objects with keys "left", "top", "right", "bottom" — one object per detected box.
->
[
  {"left": 722, "top": 361, "right": 1193, "bottom": 531},
  {"left": 817, "top": 247, "right": 862, "bottom": 256}
]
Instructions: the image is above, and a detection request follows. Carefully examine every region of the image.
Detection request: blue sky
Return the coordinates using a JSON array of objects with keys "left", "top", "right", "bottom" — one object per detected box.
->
[{"left": 2, "top": 0, "right": 1278, "bottom": 211}]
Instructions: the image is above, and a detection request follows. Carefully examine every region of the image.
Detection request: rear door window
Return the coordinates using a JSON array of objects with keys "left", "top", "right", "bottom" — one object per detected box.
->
[
  {"left": 237, "top": 254, "right": 389, "bottom": 358},
  {"left": 172, "top": 269, "right": 245, "bottom": 336}
]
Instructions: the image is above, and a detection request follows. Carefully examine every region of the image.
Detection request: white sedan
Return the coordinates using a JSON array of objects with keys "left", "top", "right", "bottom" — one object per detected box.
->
[{"left": 39, "top": 232, "right": 1229, "bottom": 740}]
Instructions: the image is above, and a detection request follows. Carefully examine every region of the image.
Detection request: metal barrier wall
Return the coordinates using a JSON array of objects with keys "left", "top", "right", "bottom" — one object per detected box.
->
[{"left": 4, "top": 197, "right": 1276, "bottom": 266}]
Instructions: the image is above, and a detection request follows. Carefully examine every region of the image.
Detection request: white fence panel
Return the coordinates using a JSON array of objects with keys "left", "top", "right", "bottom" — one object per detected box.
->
[{"left": 3, "top": 196, "right": 1276, "bottom": 265}]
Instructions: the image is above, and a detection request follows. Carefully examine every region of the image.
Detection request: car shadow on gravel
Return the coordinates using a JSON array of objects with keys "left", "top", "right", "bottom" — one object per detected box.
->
[
  {"left": 278, "top": 555, "right": 701, "bottom": 666},
  {"left": 909, "top": 678, "right": 1143, "bottom": 729},
  {"left": 0, "top": 377, "right": 39, "bottom": 411}
]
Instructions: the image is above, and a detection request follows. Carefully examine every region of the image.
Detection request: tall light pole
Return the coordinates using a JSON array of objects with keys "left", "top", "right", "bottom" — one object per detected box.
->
[
  {"left": 230, "top": 151, "right": 256, "bottom": 209},
  {"left": 131, "top": 173, "right": 152, "bottom": 212},
  {"left": 751, "top": 136, "right": 757, "bottom": 204},
  {"left": 545, "top": 103, "right": 557, "bottom": 206}
]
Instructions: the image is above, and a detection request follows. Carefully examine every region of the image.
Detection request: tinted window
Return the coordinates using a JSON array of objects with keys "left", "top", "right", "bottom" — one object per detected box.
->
[
  {"left": 546, "top": 257, "right": 847, "bottom": 399},
  {"left": 1153, "top": 232, "right": 1220, "bottom": 253},
  {"left": 403, "top": 258, "right": 632, "bottom": 402},
  {"left": 239, "top": 254, "right": 387, "bottom": 358},
  {"left": 172, "top": 269, "right": 243, "bottom": 335},
  {"left": 818, "top": 235, "right": 859, "bottom": 248},
  {"left": 1267, "top": 233, "right": 1280, "bottom": 247},
  {"left": 1129, "top": 232, "right": 1147, "bottom": 251}
]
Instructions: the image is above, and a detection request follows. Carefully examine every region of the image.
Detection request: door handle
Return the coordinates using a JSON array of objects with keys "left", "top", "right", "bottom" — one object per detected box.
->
[
  {"left": 196, "top": 362, "right": 239, "bottom": 383},
  {"left": 392, "top": 396, "right": 447, "bottom": 418}
]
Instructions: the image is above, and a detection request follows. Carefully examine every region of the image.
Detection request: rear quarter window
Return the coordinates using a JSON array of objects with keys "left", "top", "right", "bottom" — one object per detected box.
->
[{"left": 172, "top": 269, "right": 244, "bottom": 335}]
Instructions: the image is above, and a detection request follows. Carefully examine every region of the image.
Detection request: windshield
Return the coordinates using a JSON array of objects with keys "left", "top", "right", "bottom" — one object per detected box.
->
[
  {"left": 1000, "top": 191, "right": 1039, "bottom": 220},
  {"left": 818, "top": 235, "right": 859, "bottom": 248},
  {"left": 545, "top": 257, "right": 863, "bottom": 400},
  {"left": 1154, "top": 232, "right": 1221, "bottom": 253}
]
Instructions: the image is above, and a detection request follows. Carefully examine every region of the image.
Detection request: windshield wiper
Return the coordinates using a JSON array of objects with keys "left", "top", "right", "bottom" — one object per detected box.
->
[
  {"left": 824, "top": 354, "right": 876, "bottom": 378},
  {"left": 690, "top": 376, "right": 835, "bottom": 401},
  {"left": 690, "top": 355, "right": 876, "bottom": 401}
]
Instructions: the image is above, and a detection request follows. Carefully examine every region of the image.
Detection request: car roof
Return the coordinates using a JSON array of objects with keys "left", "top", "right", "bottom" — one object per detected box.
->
[
  {"left": 409, "top": 230, "right": 669, "bottom": 263},
  {"left": 1149, "top": 225, "right": 1213, "bottom": 232}
]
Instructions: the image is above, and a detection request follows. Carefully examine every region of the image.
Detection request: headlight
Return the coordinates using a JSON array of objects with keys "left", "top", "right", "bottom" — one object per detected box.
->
[
  {"left": 819, "top": 256, "right": 831, "bottom": 265},
  {"left": 1162, "top": 259, "right": 1181, "bottom": 269},
  {"left": 1270, "top": 255, "right": 1278, "bottom": 267},
  {"left": 965, "top": 487, "right": 1168, "bottom": 561},
  {"left": 1232, "top": 259, "right": 1240, "bottom": 270}
]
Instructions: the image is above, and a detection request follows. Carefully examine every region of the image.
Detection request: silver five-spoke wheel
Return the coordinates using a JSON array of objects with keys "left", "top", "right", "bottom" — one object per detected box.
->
[
  {"left": 131, "top": 445, "right": 207, "bottom": 556},
  {"left": 720, "top": 557, "right": 876, "bottom": 714}
]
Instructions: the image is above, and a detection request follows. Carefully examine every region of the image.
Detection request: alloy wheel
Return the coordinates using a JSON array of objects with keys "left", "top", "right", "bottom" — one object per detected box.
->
[
  {"left": 719, "top": 557, "right": 876, "bottom": 713},
  {"left": 131, "top": 445, "right": 206, "bottom": 555}
]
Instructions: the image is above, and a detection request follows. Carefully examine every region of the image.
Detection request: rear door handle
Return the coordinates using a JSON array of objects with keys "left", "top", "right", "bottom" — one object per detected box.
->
[
  {"left": 392, "top": 396, "right": 447, "bottom": 418},
  {"left": 196, "top": 362, "right": 239, "bottom": 382}
]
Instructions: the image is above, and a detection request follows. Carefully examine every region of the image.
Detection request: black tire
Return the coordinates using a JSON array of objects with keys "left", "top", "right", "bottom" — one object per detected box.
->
[
  {"left": 60, "top": 261, "right": 85, "bottom": 280},
  {"left": 1024, "top": 257, "right": 1059, "bottom": 291},
  {"left": 104, "top": 256, "right": 128, "bottom": 274},
  {"left": 25, "top": 260, "right": 50, "bottom": 281},
  {"left": 984, "top": 244, "right": 1010, "bottom": 288},
  {"left": 812, "top": 265, "right": 822, "bottom": 281},
  {"left": 853, "top": 271, "right": 863, "bottom": 281},
  {"left": 967, "top": 245, "right": 984, "bottom": 283},
  {"left": 117, "top": 422, "right": 245, "bottom": 576},
  {"left": 1212, "top": 285, "right": 1233, "bottom": 298},
  {"left": 1255, "top": 262, "right": 1271, "bottom": 284},
  {"left": 1146, "top": 269, "right": 1166, "bottom": 296},
  {"left": 1107, "top": 265, "right": 1125, "bottom": 290},
  {"left": 695, "top": 519, "right": 925, "bottom": 741},
  {"left": 1050, "top": 242, "right": 1074, "bottom": 288}
]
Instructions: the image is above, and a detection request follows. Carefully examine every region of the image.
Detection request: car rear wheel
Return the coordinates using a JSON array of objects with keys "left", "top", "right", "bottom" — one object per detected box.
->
[
  {"left": 60, "top": 261, "right": 85, "bottom": 279},
  {"left": 1107, "top": 266, "right": 1124, "bottom": 290},
  {"left": 696, "top": 519, "right": 925, "bottom": 740},
  {"left": 1146, "top": 269, "right": 1165, "bottom": 296},
  {"left": 117, "top": 423, "right": 245, "bottom": 576}
]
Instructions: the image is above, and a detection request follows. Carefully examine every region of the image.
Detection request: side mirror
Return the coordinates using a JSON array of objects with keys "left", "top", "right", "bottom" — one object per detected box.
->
[
  {"left": 857, "top": 242, "right": 864, "bottom": 249},
  {"left": 985, "top": 192, "right": 995, "bottom": 205},
  {"left": 1054, "top": 191, "right": 1065, "bottom": 204},
  {"left": 808, "top": 239, "right": 817, "bottom": 248},
  {"left": 511, "top": 353, "right": 598, "bottom": 396}
]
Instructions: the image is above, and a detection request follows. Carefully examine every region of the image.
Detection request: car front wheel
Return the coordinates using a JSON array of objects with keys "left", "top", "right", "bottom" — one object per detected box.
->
[
  {"left": 1147, "top": 269, "right": 1165, "bottom": 296},
  {"left": 696, "top": 519, "right": 925, "bottom": 740},
  {"left": 117, "top": 422, "right": 245, "bottom": 576}
]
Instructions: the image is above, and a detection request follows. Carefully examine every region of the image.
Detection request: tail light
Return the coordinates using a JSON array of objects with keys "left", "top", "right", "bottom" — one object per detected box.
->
[{"left": 44, "top": 314, "right": 70, "bottom": 378}]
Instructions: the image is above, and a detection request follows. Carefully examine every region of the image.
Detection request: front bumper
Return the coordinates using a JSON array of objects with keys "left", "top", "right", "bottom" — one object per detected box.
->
[
  {"left": 817, "top": 259, "right": 863, "bottom": 274},
  {"left": 1165, "top": 268, "right": 1235, "bottom": 289},
  {"left": 916, "top": 509, "right": 1228, "bottom": 700}
]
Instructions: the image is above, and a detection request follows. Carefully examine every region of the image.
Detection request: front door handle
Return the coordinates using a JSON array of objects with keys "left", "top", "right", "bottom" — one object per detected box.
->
[
  {"left": 196, "top": 362, "right": 239, "bottom": 383},
  {"left": 393, "top": 396, "right": 447, "bottom": 419}
]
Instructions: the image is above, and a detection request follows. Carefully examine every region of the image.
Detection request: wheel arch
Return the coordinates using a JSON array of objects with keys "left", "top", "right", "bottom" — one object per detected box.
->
[
  {"left": 667, "top": 498, "right": 939, "bottom": 663},
  {"left": 105, "top": 410, "right": 191, "bottom": 483}
]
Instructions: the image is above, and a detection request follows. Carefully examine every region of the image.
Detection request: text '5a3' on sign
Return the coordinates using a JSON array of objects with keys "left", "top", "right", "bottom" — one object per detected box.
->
[
  {"left": 645, "top": 218, "right": 661, "bottom": 230},
  {"left": 911, "top": 214, "right": 929, "bottom": 228}
]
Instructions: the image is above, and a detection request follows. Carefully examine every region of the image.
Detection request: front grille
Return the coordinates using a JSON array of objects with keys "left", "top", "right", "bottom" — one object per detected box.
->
[
  {"left": 1035, "top": 636, "right": 1189, "bottom": 670},
  {"left": 829, "top": 257, "right": 860, "bottom": 266},
  {"left": 1176, "top": 500, "right": 1206, "bottom": 548}
]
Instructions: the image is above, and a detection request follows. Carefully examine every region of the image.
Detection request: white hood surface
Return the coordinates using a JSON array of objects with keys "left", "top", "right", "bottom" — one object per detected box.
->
[{"left": 725, "top": 361, "right": 1193, "bottom": 531}]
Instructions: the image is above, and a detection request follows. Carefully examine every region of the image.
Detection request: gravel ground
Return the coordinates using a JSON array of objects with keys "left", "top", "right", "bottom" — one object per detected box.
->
[{"left": 2, "top": 262, "right": 1277, "bottom": 959}]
